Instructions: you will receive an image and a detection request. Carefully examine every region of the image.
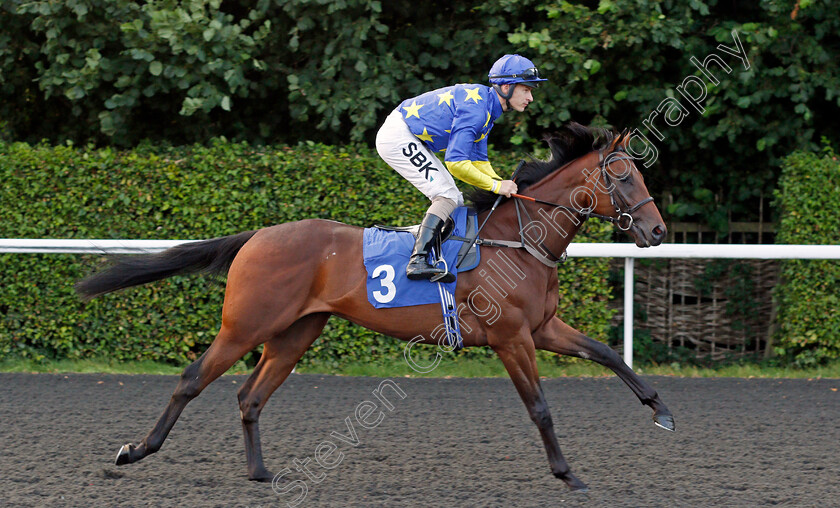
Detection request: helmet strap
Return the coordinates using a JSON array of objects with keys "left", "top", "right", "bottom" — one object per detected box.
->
[{"left": 493, "top": 83, "right": 515, "bottom": 111}]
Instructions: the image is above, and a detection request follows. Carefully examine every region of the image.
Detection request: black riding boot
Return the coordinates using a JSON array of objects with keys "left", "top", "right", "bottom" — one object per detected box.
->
[{"left": 406, "top": 214, "right": 455, "bottom": 283}]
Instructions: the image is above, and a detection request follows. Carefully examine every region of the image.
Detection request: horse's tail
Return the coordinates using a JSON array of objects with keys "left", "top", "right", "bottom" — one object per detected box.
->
[{"left": 75, "top": 230, "right": 258, "bottom": 300}]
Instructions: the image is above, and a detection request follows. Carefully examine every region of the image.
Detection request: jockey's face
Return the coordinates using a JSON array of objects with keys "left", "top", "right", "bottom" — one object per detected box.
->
[{"left": 501, "top": 84, "right": 535, "bottom": 112}]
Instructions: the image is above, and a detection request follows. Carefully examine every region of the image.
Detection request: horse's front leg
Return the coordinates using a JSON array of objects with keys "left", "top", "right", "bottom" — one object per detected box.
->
[
  {"left": 533, "top": 317, "right": 675, "bottom": 432},
  {"left": 490, "top": 331, "right": 589, "bottom": 492}
]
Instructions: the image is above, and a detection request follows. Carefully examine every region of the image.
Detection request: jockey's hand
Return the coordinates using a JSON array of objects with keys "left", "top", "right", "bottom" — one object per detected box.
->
[{"left": 497, "top": 180, "right": 518, "bottom": 197}]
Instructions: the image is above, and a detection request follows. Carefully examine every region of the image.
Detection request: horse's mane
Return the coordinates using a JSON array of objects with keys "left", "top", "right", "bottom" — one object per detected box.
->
[{"left": 468, "top": 122, "right": 618, "bottom": 213}]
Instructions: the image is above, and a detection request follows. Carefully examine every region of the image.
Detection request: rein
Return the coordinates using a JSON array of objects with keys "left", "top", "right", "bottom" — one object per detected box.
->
[
  {"left": 513, "top": 152, "right": 653, "bottom": 232},
  {"left": 455, "top": 160, "right": 527, "bottom": 269},
  {"left": 476, "top": 150, "right": 655, "bottom": 267}
]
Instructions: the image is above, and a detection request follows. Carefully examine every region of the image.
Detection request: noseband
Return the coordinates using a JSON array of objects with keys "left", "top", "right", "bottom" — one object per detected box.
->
[
  {"left": 513, "top": 149, "right": 654, "bottom": 232},
  {"left": 505, "top": 149, "right": 655, "bottom": 266},
  {"left": 595, "top": 151, "right": 655, "bottom": 231}
]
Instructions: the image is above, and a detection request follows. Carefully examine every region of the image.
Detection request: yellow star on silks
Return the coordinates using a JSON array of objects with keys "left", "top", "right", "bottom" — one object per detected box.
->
[
  {"left": 474, "top": 131, "right": 489, "bottom": 143},
  {"left": 402, "top": 100, "right": 424, "bottom": 119},
  {"left": 464, "top": 87, "right": 483, "bottom": 103},
  {"left": 483, "top": 111, "right": 491, "bottom": 128},
  {"left": 415, "top": 127, "right": 435, "bottom": 144},
  {"left": 437, "top": 90, "right": 455, "bottom": 106}
]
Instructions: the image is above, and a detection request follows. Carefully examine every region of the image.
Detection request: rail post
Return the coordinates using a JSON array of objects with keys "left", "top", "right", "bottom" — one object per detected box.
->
[{"left": 623, "top": 257, "right": 634, "bottom": 369}]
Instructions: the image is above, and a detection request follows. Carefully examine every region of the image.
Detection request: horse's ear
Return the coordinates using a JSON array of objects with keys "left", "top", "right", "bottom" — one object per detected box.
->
[
  {"left": 606, "top": 131, "right": 622, "bottom": 152},
  {"left": 616, "top": 128, "right": 630, "bottom": 150}
]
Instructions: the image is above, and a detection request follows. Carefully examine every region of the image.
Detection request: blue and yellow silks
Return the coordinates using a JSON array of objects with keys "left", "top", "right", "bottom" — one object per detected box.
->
[{"left": 398, "top": 84, "right": 505, "bottom": 193}]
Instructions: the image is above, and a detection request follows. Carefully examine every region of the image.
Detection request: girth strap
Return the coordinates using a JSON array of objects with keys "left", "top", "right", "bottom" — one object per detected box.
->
[{"left": 449, "top": 235, "right": 560, "bottom": 268}]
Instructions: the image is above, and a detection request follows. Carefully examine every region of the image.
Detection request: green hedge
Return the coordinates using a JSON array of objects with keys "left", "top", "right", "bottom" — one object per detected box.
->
[
  {"left": 773, "top": 146, "right": 840, "bottom": 366},
  {"left": 0, "top": 140, "right": 613, "bottom": 367}
]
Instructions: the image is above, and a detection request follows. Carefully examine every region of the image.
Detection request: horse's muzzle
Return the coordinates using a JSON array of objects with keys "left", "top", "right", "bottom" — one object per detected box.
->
[
  {"left": 633, "top": 223, "right": 666, "bottom": 248},
  {"left": 650, "top": 224, "right": 666, "bottom": 246}
]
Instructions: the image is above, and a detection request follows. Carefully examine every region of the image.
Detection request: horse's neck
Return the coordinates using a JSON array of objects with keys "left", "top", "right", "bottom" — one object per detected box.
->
[
  {"left": 526, "top": 151, "right": 598, "bottom": 202},
  {"left": 517, "top": 152, "right": 597, "bottom": 254},
  {"left": 481, "top": 152, "right": 596, "bottom": 263}
]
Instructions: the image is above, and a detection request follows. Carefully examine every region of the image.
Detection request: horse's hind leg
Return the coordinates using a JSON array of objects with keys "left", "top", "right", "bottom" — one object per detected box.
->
[
  {"left": 533, "top": 317, "right": 675, "bottom": 431},
  {"left": 114, "top": 326, "right": 257, "bottom": 466},
  {"left": 236, "top": 313, "right": 329, "bottom": 481}
]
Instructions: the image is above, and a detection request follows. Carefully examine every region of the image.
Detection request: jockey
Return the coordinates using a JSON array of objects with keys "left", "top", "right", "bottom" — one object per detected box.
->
[{"left": 376, "top": 54, "right": 547, "bottom": 282}]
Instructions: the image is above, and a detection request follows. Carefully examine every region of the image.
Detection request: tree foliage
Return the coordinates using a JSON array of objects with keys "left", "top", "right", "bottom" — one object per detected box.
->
[
  {"left": 508, "top": 0, "right": 840, "bottom": 229},
  {"left": 2, "top": 0, "right": 839, "bottom": 226}
]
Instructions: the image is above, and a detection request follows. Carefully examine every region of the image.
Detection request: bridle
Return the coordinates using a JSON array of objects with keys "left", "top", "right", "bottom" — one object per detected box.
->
[
  {"left": 513, "top": 148, "right": 654, "bottom": 232},
  {"left": 508, "top": 149, "right": 655, "bottom": 265},
  {"left": 593, "top": 149, "right": 655, "bottom": 231},
  {"left": 461, "top": 149, "right": 657, "bottom": 269}
]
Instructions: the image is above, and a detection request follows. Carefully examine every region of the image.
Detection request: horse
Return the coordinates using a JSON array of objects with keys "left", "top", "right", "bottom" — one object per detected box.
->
[{"left": 76, "top": 122, "right": 674, "bottom": 492}]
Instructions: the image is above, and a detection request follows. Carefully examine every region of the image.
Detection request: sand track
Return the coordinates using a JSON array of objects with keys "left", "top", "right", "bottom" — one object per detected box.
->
[{"left": 1, "top": 372, "right": 838, "bottom": 507}]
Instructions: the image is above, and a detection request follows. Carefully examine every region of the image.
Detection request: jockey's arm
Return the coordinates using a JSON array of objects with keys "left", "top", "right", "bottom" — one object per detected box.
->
[
  {"left": 445, "top": 160, "right": 503, "bottom": 193},
  {"left": 473, "top": 160, "right": 503, "bottom": 180},
  {"left": 445, "top": 101, "right": 512, "bottom": 194}
]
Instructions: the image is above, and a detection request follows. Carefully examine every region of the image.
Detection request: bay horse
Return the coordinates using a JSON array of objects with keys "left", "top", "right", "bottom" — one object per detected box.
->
[{"left": 76, "top": 123, "right": 674, "bottom": 492}]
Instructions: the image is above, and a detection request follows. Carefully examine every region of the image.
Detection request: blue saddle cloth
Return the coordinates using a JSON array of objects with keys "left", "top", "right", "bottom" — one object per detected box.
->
[{"left": 363, "top": 207, "right": 476, "bottom": 309}]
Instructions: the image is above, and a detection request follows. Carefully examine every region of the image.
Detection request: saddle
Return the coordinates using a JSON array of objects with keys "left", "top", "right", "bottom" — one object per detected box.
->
[
  {"left": 373, "top": 207, "right": 480, "bottom": 272},
  {"left": 368, "top": 208, "right": 477, "bottom": 350}
]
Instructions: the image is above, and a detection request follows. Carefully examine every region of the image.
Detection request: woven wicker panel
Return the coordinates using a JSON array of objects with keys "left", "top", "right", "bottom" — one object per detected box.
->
[{"left": 612, "top": 259, "right": 779, "bottom": 361}]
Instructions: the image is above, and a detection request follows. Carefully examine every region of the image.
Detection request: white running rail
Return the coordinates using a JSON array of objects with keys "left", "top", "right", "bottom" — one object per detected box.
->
[{"left": 3, "top": 240, "right": 840, "bottom": 369}]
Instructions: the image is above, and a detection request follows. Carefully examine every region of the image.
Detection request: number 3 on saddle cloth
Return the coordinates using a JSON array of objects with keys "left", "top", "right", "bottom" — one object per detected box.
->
[{"left": 363, "top": 207, "right": 480, "bottom": 350}]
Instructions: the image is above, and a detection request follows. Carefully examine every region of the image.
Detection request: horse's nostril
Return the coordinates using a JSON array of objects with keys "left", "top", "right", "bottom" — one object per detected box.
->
[{"left": 652, "top": 225, "right": 666, "bottom": 240}]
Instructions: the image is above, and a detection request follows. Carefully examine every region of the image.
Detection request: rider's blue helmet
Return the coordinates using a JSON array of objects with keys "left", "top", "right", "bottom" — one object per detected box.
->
[{"left": 488, "top": 54, "right": 548, "bottom": 88}]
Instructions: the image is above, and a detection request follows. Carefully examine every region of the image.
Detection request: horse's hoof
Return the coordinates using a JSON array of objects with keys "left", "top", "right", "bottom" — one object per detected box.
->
[
  {"left": 567, "top": 478, "right": 589, "bottom": 492},
  {"left": 115, "top": 443, "right": 135, "bottom": 466},
  {"left": 556, "top": 471, "right": 589, "bottom": 492},
  {"left": 569, "top": 482, "right": 589, "bottom": 494},
  {"left": 653, "top": 413, "right": 676, "bottom": 432},
  {"left": 248, "top": 469, "right": 275, "bottom": 482}
]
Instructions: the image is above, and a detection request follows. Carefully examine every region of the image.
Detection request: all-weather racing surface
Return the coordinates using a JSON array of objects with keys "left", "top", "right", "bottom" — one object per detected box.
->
[{"left": 1, "top": 372, "right": 838, "bottom": 507}]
